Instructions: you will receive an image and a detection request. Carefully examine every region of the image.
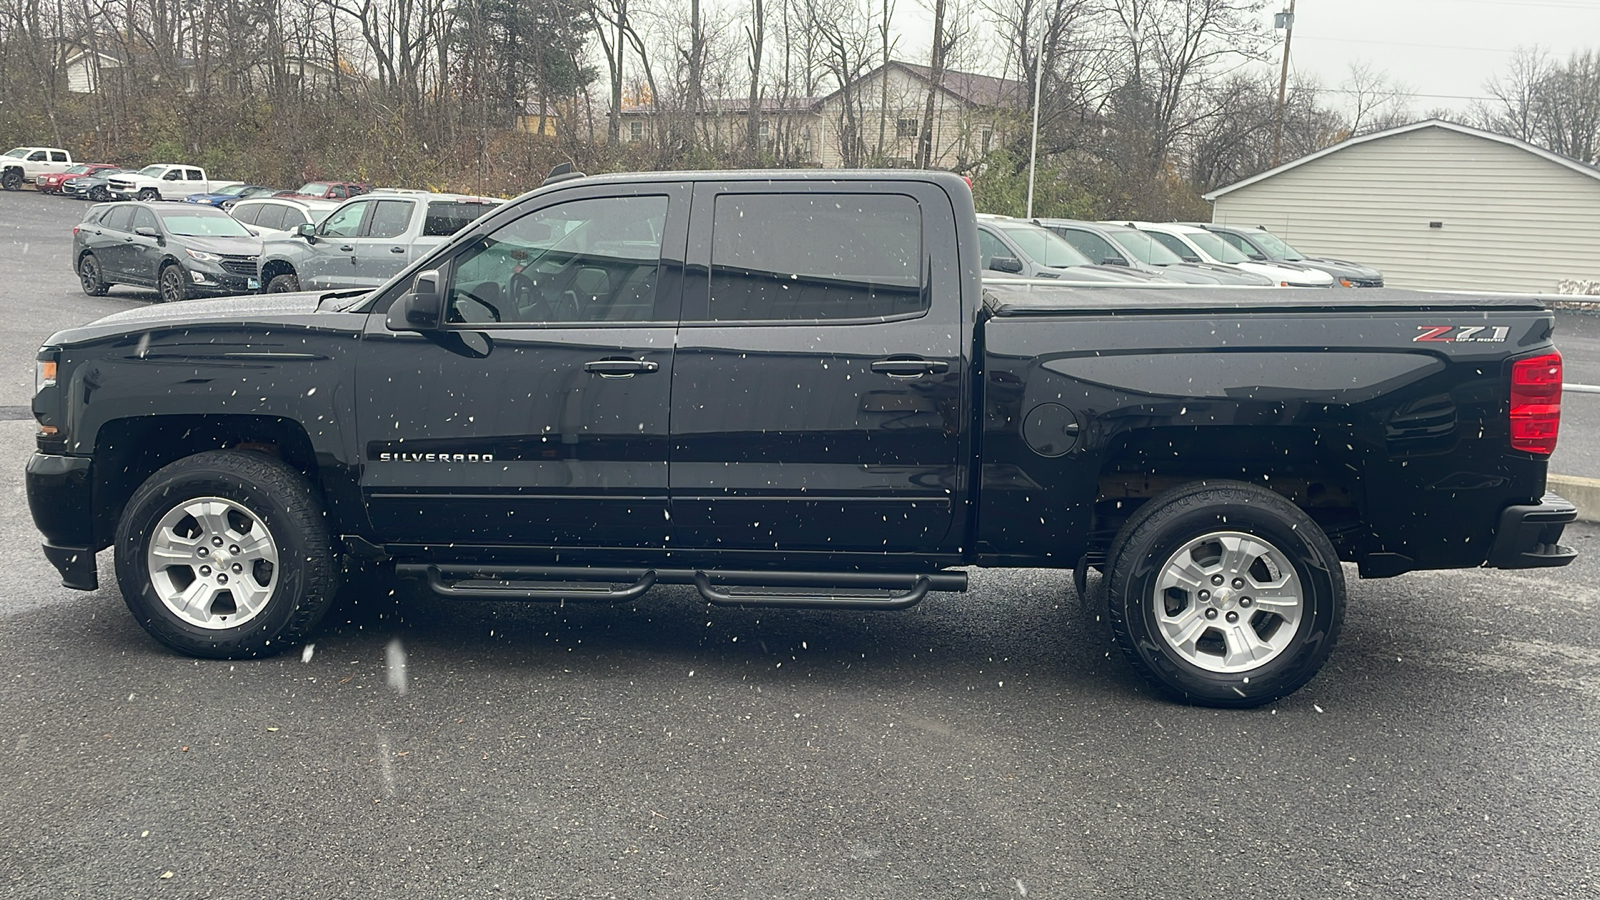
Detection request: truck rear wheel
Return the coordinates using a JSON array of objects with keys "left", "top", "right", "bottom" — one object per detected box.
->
[
  {"left": 1103, "top": 480, "right": 1344, "bottom": 708},
  {"left": 1, "top": 168, "right": 21, "bottom": 191},
  {"left": 113, "top": 450, "right": 337, "bottom": 658}
]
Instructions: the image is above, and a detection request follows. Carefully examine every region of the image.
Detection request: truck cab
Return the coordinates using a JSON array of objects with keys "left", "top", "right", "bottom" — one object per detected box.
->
[
  {"left": 107, "top": 164, "right": 222, "bottom": 201},
  {"left": 1, "top": 147, "right": 74, "bottom": 190}
]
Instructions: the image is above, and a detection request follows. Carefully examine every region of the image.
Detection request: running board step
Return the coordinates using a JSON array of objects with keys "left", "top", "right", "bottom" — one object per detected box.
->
[{"left": 396, "top": 564, "right": 966, "bottom": 609}]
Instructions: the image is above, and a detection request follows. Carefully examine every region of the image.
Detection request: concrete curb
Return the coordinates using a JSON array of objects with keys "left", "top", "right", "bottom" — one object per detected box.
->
[{"left": 1548, "top": 474, "right": 1600, "bottom": 524}]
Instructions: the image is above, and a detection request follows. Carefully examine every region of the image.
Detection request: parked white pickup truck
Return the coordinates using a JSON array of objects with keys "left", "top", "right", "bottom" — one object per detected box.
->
[
  {"left": 107, "top": 164, "right": 230, "bottom": 201},
  {"left": 1, "top": 147, "right": 74, "bottom": 190}
]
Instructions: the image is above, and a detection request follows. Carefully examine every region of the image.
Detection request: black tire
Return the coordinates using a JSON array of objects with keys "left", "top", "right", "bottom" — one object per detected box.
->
[
  {"left": 158, "top": 264, "right": 188, "bottom": 303},
  {"left": 1104, "top": 480, "right": 1344, "bottom": 708},
  {"left": 114, "top": 450, "right": 337, "bottom": 658},
  {"left": 137, "top": 187, "right": 159, "bottom": 201},
  {"left": 88, "top": 185, "right": 109, "bottom": 202},
  {"left": 1, "top": 168, "right": 20, "bottom": 191},
  {"left": 266, "top": 272, "right": 300, "bottom": 293},
  {"left": 78, "top": 253, "right": 109, "bottom": 296}
]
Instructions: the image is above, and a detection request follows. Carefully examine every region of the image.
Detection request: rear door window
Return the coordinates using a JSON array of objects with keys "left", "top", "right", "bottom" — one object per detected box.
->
[
  {"left": 367, "top": 200, "right": 413, "bottom": 239},
  {"left": 424, "top": 200, "right": 497, "bottom": 236},
  {"left": 102, "top": 206, "right": 135, "bottom": 232},
  {"left": 231, "top": 204, "right": 261, "bottom": 226},
  {"left": 702, "top": 193, "right": 923, "bottom": 321},
  {"left": 50, "top": 151, "right": 68, "bottom": 162}
]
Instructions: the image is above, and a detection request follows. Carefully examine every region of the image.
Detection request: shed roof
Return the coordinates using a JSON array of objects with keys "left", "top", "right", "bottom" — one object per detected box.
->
[{"left": 1202, "top": 118, "right": 1600, "bottom": 201}]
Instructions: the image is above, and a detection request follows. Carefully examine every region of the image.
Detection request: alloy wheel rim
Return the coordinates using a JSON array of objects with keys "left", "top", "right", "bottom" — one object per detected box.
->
[
  {"left": 1151, "top": 530, "right": 1305, "bottom": 674},
  {"left": 146, "top": 496, "right": 279, "bottom": 629},
  {"left": 161, "top": 269, "right": 183, "bottom": 301},
  {"left": 79, "top": 259, "right": 99, "bottom": 291}
]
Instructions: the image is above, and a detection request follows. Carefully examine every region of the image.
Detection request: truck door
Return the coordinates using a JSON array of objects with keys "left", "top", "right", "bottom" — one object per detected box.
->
[
  {"left": 355, "top": 184, "right": 687, "bottom": 551},
  {"left": 669, "top": 181, "right": 968, "bottom": 555},
  {"left": 350, "top": 198, "right": 414, "bottom": 287},
  {"left": 304, "top": 199, "right": 371, "bottom": 288}
]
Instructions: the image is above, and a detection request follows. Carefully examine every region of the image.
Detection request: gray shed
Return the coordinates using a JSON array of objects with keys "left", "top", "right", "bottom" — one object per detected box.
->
[{"left": 1204, "top": 119, "right": 1600, "bottom": 294}]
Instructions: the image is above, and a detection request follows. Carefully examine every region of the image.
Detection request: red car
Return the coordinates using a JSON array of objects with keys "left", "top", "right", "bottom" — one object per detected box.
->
[
  {"left": 38, "top": 162, "right": 120, "bottom": 194},
  {"left": 274, "top": 180, "right": 369, "bottom": 201}
]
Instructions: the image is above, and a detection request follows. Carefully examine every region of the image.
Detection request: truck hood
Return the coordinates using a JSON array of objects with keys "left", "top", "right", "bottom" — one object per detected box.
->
[{"left": 44, "top": 291, "right": 365, "bottom": 347}]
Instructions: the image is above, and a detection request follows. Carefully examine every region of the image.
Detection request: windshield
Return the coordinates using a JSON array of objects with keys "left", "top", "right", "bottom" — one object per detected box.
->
[
  {"left": 295, "top": 182, "right": 333, "bottom": 194},
  {"left": 158, "top": 210, "right": 254, "bottom": 237},
  {"left": 1107, "top": 228, "right": 1184, "bottom": 265},
  {"left": 999, "top": 224, "right": 1093, "bottom": 268},
  {"left": 1246, "top": 229, "right": 1303, "bottom": 260},
  {"left": 213, "top": 184, "right": 250, "bottom": 196},
  {"left": 1187, "top": 231, "right": 1251, "bottom": 263},
  {"left": 138, "top": 165, "right": 166, "bottom": 177},
  {"left": 2, "top": 148, "right": 25, "bottom": 158}
]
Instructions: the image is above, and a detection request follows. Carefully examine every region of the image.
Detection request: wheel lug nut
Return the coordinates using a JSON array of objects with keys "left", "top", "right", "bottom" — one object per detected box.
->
[
  {"left": 1211, "top": 575, "right": 1224, "bottom": 586},
  {"left": 199, "top": 566, "right": 212, "bottom": 576},
  {"left": 217, "top": 574, "right": 229, "bottom": 584},
  {"left": 1204, "top": 608, "right": 1219, "bottom": 620},
  {"left": 232, "top": 563, "right": 243, "bottom": 574},
  {"left": 1226, "top": 611, "right": 1239, "bottom": 623},
  {"left": 1198, "top": 590, "right": 1210, "bottom": 601},
  {"left": 1232, "top": 578, "right": 1244, "bottom": 589},
  {"left": 197, "top": 548, "right": 208, "bottom": 557},
  {"left": 230, "top": 545, "right": 240, "bottom": 554},
  {"left": 212, "top": 536, "right": 224, "bottom": 547},
  {"left": 1241, "top": 597, "right": 1253, "bottom": 607}
]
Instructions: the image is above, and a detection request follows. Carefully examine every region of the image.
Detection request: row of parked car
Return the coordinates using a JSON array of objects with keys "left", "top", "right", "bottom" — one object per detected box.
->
[
  {"left": 71, "top": 188, "right": 502, "bottom": 302},
  {"left": 977, "top": 215, "right": 1384, "bottom": 288}
]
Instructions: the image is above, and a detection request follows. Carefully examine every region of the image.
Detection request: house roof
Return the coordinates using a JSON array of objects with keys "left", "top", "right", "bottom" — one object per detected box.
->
[
  {"left": 812, "top": 60, "right": 1024, "bottom": 110},
  {"left": 1203, "top": 118, "right": 1600, "bottom": 201},
  {"left": 619, "top": 95, "right": 820, "bottom": 117}
]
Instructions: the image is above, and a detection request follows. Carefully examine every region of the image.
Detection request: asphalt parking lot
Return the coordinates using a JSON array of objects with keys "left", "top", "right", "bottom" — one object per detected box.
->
[{"left": 1, "top": 190, "right": 1596, "bottom": 899}]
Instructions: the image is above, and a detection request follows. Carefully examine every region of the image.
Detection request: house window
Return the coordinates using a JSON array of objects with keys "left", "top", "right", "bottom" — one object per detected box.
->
[
  {"left": 801, "top": 127, "right": 812, "bottom": 155},
  {"left": 629, "top": 120, "right": 643, "bottom": 142},
  {"left": 897, "top": 117, "right": 918, "bottom": 139},
  {"left": 979, "top": 125, "right": 993, "bottom": 154},
  {"left": 758, "top": 119, "right": 771, "bottom": 143}
]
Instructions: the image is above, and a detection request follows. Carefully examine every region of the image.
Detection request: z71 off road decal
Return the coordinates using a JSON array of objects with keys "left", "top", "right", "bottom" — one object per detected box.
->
[{"left": 1414, "top": 325, "right": 1511, "bottom": 343}]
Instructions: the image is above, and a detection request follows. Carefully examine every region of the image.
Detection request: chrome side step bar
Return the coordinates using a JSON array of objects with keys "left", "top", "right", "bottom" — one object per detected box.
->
[{"left": 395, "top": 564, "right": 967, "bottom": 610}]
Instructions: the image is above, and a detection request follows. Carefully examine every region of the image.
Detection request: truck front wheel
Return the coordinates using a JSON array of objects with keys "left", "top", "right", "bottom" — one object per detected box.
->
[
  {"left": 1, "top": 168, "right": 21, "bottom": 191},
  {"left": 137, "top": 187, "right": 159, "bottom": 201},
  {"left": 266, "top": 272, "right": 300, "bottom": 293},
  {"left": 1104, "top": 480, "right": 1345, "bottom": 708},
  {"left": 113, "top": 450, "right": 337, "bottom": 658}
]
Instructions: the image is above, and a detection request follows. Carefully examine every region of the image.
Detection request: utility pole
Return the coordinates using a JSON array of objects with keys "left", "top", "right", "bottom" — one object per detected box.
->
[
  {"left": 1025, "top": 3, "right": 1046, "bottom": 218},
  {"left": 1271, "top": 0, "right": 1297, "bottom": 167}
]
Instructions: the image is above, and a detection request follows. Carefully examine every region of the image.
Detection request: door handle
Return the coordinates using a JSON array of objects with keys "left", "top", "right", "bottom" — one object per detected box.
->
[
  {"left": 390, "top": 246, "right": 406, "bottom": 253},
  {"left": 584, "top": 358, "right": 660, "bottom": 377},
  {"left": 339, "top": 245, "right": 354, "bottom": 252},
  {"left": 871, "top": 357, "right": 950, "bottom": 377}
]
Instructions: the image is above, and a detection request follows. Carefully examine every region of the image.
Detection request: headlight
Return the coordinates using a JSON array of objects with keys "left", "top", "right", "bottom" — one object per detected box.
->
[
  {"left": 186, "top": 249, "right": 221, "bottom": 263},
  {"left": 35, "top": 347, "right": 58, "bottom": 393}
]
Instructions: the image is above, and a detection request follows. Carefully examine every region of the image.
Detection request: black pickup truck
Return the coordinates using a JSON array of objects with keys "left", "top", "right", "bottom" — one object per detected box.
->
[{"left": 26, "top": 170, "right": 1576, "bottom": 707}]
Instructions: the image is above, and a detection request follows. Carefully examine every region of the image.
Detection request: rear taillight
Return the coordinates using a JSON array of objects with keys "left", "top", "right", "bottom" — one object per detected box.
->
[{"left": 1510, "top": 351, "right": 1562, "bottom": 455}]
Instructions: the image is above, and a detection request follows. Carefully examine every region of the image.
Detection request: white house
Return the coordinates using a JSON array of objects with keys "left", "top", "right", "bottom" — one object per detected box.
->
[{"left": 1203, "top": 119, "right": 1600, "bottom": 294}]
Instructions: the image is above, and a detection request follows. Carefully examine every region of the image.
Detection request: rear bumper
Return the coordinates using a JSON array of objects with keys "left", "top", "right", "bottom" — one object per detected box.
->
[
  {"left": 26, "top": 452, "right": 99, "bottom": 590},
  {"left": 1487, "top": 492, "right": 1578, "bottom": 569}
]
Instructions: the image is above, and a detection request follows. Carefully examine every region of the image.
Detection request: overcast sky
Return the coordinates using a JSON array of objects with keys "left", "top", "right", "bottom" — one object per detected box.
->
[
  {"left": 880, "top": 0, "right": 1600, "bottom": 118},
  {"left": 1284, "top": 0, "right": 1600, "bottom": 113}
]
